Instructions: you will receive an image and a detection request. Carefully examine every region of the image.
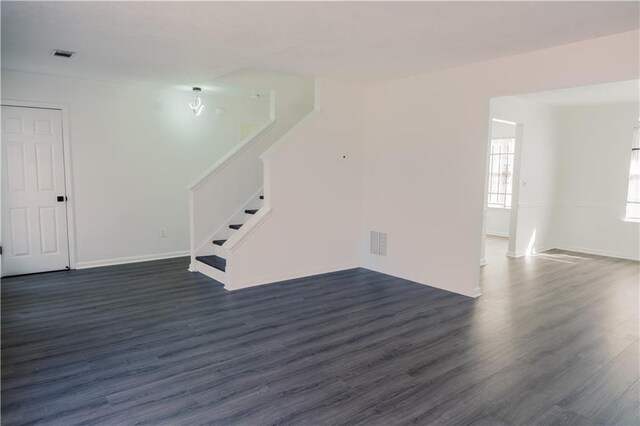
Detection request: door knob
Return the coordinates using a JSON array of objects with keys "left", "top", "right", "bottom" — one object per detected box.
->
[{"left": 57, "top": 196, "right": 67, "bottom": 202}]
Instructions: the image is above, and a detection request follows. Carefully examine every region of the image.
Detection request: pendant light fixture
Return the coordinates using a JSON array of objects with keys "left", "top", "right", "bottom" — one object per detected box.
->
[{"left": 189, "top": 87, "right": 205, "bottom": 116}]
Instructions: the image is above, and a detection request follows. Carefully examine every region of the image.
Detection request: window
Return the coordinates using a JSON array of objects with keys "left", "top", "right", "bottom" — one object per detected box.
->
[
  {"left": 487, "top": 138, "right": 515, "bottom": 209},
  {"left": 626, "top": 125, "right": 640, "bottom": 219}
]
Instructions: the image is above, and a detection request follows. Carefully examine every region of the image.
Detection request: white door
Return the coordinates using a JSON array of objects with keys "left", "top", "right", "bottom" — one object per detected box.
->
[{"left": 1, "top": 106, "right": 70, "bottom": 276}]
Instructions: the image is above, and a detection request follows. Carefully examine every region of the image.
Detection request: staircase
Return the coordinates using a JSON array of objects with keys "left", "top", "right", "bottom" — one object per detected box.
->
[
  {"left": 188, "top": 77, "right": 316, "bottom": 290},
  {"left": 192, "top": 193, "right": 265, "bottom": 284}
]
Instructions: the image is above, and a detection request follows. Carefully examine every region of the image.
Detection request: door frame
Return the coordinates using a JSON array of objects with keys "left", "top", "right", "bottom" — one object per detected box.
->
[
  {"left": 506, "top": 123, "right": 524, "bottom": 258},
  {"left": 1, "top": 99, "right": 77, "bottom": 271}
]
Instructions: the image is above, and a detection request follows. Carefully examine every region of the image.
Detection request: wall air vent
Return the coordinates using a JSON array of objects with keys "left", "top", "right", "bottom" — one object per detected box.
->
[
  {"left": 370, "top": 231, "right": 388, "bottom": 256},
  {"left": 52, "top": 49, "right": 75, "bottom": 58}
]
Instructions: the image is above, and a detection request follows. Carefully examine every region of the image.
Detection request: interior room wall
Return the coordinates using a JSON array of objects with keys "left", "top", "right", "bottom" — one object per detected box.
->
[
  {"left": 229, "top": 79, "right": 364, "bottom": 288},
  {"left": 485, "top": 209, "right": 511, "bottom": 237},
  {"left": 213, "top": 69, "right": 316, "bottom": 144},
  {"left": 361, "top": 30, "right": 638, "bottom": 297},
  {"left": 485, "top": 121, "right": 516, "bottom": 237},
  {"left": 490, "top": 96, "right": 561, "bottom": 256},
  {"left": 1, "top": 69, "right": 313, "bottom": 267},
  {"left": 554, "top": 102, "right": 640, "bottom": 260}
]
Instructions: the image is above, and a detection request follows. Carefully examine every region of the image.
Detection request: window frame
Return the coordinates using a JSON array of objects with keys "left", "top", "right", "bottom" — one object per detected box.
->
[{"left": 487, "top": 137, "right": 516, "bottom": 209}]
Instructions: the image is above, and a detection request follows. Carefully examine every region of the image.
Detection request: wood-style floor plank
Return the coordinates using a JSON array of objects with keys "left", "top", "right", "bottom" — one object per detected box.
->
[{"left": 2, "top": 237, "right": 638, "bottom": 425}]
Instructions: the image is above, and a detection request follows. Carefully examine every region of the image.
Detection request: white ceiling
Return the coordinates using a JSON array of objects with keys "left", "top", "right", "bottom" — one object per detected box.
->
[
  {"left": 2, "top": 1, "right": 639, "bottom": 88},
  {"left": 518, "top": 80, "right": 640, "bottom": 107}
]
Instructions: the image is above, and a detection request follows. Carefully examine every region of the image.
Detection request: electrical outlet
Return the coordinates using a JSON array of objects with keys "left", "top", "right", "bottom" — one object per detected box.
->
[{"left": 160, "top": 228, "right": 167, "bottom": 238}]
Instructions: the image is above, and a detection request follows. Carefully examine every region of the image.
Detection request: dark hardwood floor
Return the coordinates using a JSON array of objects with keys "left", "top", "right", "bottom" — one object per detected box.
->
[{"left": 2, "top": 238, "right": 638, "bottom": 425}]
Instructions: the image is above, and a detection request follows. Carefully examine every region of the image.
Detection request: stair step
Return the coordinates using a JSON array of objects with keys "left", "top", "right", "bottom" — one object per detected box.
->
[
  {"left": 245, "top": 209, "right": 258, "bottom": 215},
  {"left": 259, "top": 195, "right": 264, "bottom": 199},
  {"left": 212, "top": 239, "right": 227, "bottom": 246},
  {"left": 229, "top": 224, "right": 243, "bottom": 230},
  {"left": 196, "top": 255, "right": 226, "bottom": 272}
]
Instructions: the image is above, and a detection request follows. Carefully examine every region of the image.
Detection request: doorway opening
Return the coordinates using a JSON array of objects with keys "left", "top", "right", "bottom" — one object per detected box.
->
[
  {"left": 481, "top": 118, "right": 522, "bottom": 265},
  {"left": 480, "top": 79, "right": 639, "bottom": 274}
]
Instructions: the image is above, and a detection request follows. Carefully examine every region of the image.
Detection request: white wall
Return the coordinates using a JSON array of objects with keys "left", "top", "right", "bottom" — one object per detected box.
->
[
  {"left": 228, "top": 79, "right": 364, "bottom": 288},
  {"left": 1, "top": 69, "right": 312, "bottom": 267},
  {"left": 490, "top": 96, "right": 561, "bottom": 255},
  {"left": 213, "top": 69, "right": 316, "bottom": 136},
  {"left": 361, "top": 30, "right": 638, "bottom": 297},
  {"left": 485, "top": 208, "right": 510, "bottom": 237},
  {"left": 491, "top": 121, "right": 517, "bottom": 139},
  {"left": 554, "top": 102, "right": 640, "bottom": 260}
]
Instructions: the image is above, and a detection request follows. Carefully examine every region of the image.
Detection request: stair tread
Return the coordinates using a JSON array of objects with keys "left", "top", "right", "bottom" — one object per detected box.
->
[
  {"left": 229, "top": 224, "right": 243, "bottom": 230},
  {"left": 212, "top": 239, "right": 227, "bottom": 246},
  {"left": 245, "top": 209, "right": 258, "bottom": 215},
  {"left": 196, "top": 255, "right": 226, "bottom": 272}
]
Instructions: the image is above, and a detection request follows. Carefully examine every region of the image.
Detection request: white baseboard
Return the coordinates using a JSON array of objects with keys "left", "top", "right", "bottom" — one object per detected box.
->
[
  {"left": 506, "top": 245, "right": 554, "bottom": 259},
  {"left": 535, "top": 246, "right": 555, "bottom": 254},
  {"left": 361, "top": 265, "right": 480, "bottom": 299},
  {"left": 486, "top": 231, "right": 509, "bottom": 238},
  {"left": 553, "top": 245, "right": 639, "bottom": 261},
  {"left": 506, "top": 244, "right": 637, "bottom": 261},
  {"left": 75, "top": 251, "right": 189, "bottom": 269}
]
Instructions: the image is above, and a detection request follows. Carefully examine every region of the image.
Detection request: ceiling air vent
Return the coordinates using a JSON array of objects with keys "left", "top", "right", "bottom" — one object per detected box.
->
[{"left": 52, "top": 49, "right": 75, "bottom": 58}]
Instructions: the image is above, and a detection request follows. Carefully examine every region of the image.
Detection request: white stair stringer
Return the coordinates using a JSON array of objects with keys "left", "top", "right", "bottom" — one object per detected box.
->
[
  {"left": 223, "top": 207, "right": 273, "bottom": 290},
  {"left": 192, "top": 190, "right": 265, "bottom": 288},
  {"left": 195, "top": 206, "right": 272, "bottom": 290},
  {"left": 195, "top": 190, "right": 264, "bottom": 258}
]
